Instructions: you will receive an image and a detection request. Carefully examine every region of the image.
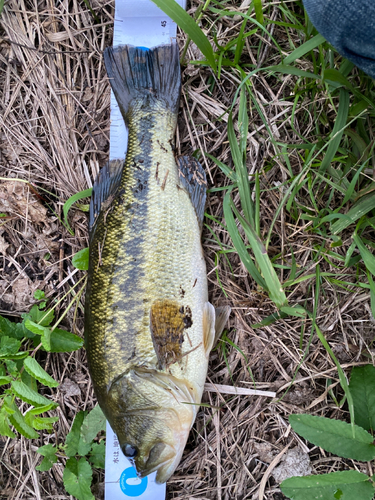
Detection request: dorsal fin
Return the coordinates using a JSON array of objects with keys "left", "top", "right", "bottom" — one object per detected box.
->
[
  {"left": 89, "top": 159, "right": 123, "bottom": 239},
  {"left": 177, "top": 156, "right": 207, "bottom": 231}
]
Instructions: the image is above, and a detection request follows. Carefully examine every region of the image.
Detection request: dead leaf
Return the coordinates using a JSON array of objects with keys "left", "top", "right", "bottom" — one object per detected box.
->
[
  {"left": 60, "top": 378, "right": 81, "bottom": 398},
  {"left": 272, "top": 448, "right": 312, "bottom": 483},
  {"left": 0, "top": 181, "right": 47, "bottom": 224}
]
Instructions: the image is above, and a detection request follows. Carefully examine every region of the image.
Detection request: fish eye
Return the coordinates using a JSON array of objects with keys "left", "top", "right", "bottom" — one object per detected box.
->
[{"left": 122, "top": 444, "right": 138, "bottom": 458}]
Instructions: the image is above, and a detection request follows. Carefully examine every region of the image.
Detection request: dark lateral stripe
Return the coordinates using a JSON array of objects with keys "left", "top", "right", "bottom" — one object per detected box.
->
[{"left": 85, "top": 107, "right": 155, "bottom": 399}]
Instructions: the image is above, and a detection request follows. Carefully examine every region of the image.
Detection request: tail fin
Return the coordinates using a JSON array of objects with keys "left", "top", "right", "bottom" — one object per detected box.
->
[{"left": 104, "top": 44, "right": 181, "bottom": 121}]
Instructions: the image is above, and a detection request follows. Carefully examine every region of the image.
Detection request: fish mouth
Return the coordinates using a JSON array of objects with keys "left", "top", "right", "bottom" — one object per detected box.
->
[{"left": 135, "top": 442, "right": 176, "bottom": 481}]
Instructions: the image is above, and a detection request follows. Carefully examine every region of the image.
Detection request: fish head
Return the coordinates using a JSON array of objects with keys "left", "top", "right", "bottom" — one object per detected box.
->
[{"left": 107, "top": 368, "right": 199, "bottom": 484}]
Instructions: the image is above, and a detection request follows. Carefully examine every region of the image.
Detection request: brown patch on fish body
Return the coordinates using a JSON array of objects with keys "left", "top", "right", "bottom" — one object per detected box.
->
[{"left": 150, "top": 299, "right": 194, "bottom": 369}]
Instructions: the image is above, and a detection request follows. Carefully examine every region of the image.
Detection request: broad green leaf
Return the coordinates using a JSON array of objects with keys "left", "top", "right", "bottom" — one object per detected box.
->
[
  {"left": 150, "top": 0, "right": 216, "bottom": 71},
  {"left": 349, "top": 365, "right": 375, "bottom": 432},
  {"left": 0, "top": 336, "right": 21, "bottom": 355},
  {"left": 36, "top": 444, "right": 58, "bottom": 472},
  {"left": 25, "top": 304, "right": 54, "bottom": 327},
  {"left": 23, "top": 357, "right": 59, "bottom": 388},
  {"left": 66, "top": 411, "right": 90, "bottom": 458},
  {"left": 289, "top": 414, "right": 375, "bottom": 461},
  {"left": 49, "top": 328, "right": 83, "bottom": 353},
  {"left": 2, "top": 396, "right": 15, "bottom": 414},
  {"left": 252, "top": 311, "right": 285, "bottom": 329},
  {"left": 25, "top": 403, "right": 56, "bottom": 415},
  {"left": 0, "top": 315, "right": 24, "bottom": 339},
  {"left": 72, "top": 248, "right": 89, "bottom": 271},
  {"left": 0, "top": 350, "right": 28, "bottom": 360},
  {"left": 353, "top": 234, "right": 375, "bottom": 276},
  {"left": 25, "top": 404, "right": 58, "bottom": 430},
  {"left": 63, "top": 188, "right": 92, "bottom": 236},
  {"left": 331, "top": 193, "right": 375, "bottom": 234},
  {"left": 24, "top": 320, "right": 51, "bottom": 351},
  {"left": 0, "top": 408, "right": 15, "bottom": 438},
  {"left": 21, "top": 368, "right": 38, "bottom": 392},
  {"left": 63, "top": 457, "right": 94, "bottom": 500},
  {"left": 80, "top": 405, "right": 106, "bottom": 453},
  {"left": 0, "top": 375, "right": 12, "bottom": 385},
  {"left": 7, "top": 402, "right": 39, "bottom": 439},
  {"left": 281, "top": 470, "right": 373, "bottom": 500},
  {"left": 32, "top": 416, "right": 59, "bottom": 431},
  {"left": 5, "top": 359, "right": 18, "bottom": 376},
  {"left": 88, "top": 442, "right": 105, "bottom": 469},
  {"left": 323, "top": 69, "right": 375, "bottom": 110},
  {"left": 34, "top": 290, "right": 45, "bottom": 301},
  {"left": 11, "top": 380, "right": 55, "bottom": 408}
]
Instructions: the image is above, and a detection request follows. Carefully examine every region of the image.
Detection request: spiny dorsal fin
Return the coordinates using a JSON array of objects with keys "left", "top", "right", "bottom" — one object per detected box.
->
[
  {"left": 89, "top": 159, "right": 123, "bottom": 240},
  {"left": 177, "top": 156, "right": 207, "bottom": 230}
]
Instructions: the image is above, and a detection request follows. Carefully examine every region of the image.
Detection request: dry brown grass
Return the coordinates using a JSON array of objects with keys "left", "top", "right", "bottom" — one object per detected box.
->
[{"left": 0, "top": 0, "right": 374, "bottom": 499}]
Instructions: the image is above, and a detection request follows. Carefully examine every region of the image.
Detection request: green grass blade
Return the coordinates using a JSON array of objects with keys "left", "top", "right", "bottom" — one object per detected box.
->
[
  {"left": 331, "top": 193, "right": 375, "bottom": 234},
  {"left": 228, "top": 92, "right": 254, "bottom": 224},
  {"left": 316, "top": 325, "right": 355, "bottom": 433},
  {"left": 238, "top": 88, "right": 249, "bottom": 158},
  {"left": 283, "top": 33, "right": 326, "bottom": 65},
  {"left": 319, "top": 88, "right": 350, "bottom": 173},
  {"left": 205, "top": 153, "right": 237, "bottom": 182},
  {"left": 63, "top": 188, "right": 92, "bottom": 236},
  {"left": 150, "top": 0, "right": 217, "bottom": 71},
  {"left": 230, "top": 200, "right": 287, "bottom": 308},
  {"left": 253, "top": 0, "right": 264, "bottom": 25},
  {"left": 223, "top": 192, "right": 266, "bottom": 289},
  {"left": 353, "top": 234, "right": 375, "bottom": 275}
]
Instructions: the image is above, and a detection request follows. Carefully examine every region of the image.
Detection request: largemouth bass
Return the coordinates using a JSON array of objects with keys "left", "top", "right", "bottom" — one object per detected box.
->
[{"left": 84, "top": 43, "right": 228, "bottom": 484}]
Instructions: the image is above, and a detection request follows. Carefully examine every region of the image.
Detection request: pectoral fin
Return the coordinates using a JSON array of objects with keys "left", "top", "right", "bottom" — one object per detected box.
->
[
  {"left": 203, "top": 304, "right": 231, "bottom": 357},
  {"left": 203, "top": 302, "right": 216, "bottom": 357},
  {"left": 214, "top": 306, "right": 231, "bottom": 343}
]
